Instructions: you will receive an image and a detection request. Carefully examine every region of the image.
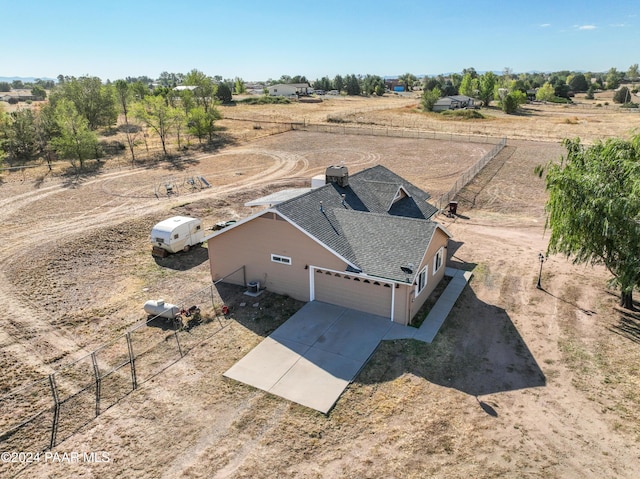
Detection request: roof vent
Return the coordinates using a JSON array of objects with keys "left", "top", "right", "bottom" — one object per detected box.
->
[{"left": 325, "top": 165, "right": 349, "bottom": 187}]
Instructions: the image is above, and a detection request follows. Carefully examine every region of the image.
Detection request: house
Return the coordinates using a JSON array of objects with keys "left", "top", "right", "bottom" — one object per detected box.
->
[
  {"left": 205, "top": 165, "right": 452, "bottom": 326},
  {"left": 267, "top": 83, "right": 311, "bottom": 97},
  {"left": 433, "top": 95, "right": 475, "bottom": 112}
]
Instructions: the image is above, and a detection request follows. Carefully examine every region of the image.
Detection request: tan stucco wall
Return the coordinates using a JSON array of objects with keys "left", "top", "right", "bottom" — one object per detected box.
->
[
  {"left": 408, "top": 228, "right": 450, "bottom": 322},
  {"left": 208, "top": 213, "right": 348, "bottom": 301}
]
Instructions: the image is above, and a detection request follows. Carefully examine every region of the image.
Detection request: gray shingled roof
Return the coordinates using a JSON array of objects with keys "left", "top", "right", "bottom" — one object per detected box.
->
[{"left": 274, "top": 165, "right": 442, "bottom": 283}]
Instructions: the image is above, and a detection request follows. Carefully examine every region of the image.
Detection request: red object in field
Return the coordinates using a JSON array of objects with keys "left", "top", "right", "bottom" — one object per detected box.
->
[{"left": 221, "top": 305, "right": 229, "bottom": 315}]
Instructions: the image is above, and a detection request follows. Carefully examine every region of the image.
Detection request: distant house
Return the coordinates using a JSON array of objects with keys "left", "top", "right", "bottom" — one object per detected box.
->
[
  {"left": 0, "top": 89, "right": 36, "bottom": 103},
  {"left": 205, "top": 165, "right": 452, "bottom": 326},
  {"left": 433, "top": 95, "right": 475, "bottom": 112},
  {"left": 267, "top": 83, "right": 311, "bottom": 97}
]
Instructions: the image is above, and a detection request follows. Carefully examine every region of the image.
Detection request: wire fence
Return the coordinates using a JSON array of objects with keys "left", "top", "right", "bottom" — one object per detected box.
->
[
  {"left": 433, "top": 137, "right": 507, "bottom": 212},
  {"left": 0, "top": 282, "right": 232, "bottom": 461},
  {"left": 293, "top": 122, "right": 500, "bottom": 144}
]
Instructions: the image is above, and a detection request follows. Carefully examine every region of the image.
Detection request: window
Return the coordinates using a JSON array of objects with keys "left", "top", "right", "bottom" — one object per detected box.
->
[
  {"left": 433, "top": 247, "right": 444, "bottom": 274},
  {"left": 173, "top": 233, "right": 179, "bottom": 239},
  {"left": 416, "top": 267, "right": 427, "bottom": 295},
  {"left": 271, "top": 254, "right": 291, "bottom": 265}
]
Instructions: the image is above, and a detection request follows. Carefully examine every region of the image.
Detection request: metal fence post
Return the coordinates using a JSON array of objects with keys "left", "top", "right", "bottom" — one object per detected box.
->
[
  {"left": 126, "top": 332, "right": 137, "bottom": 391},
  {"left": 91, "top": 352, "right": 101, "bottom": 417},
  {"left": 49, "top": 374, "right": 60, "bottom": 450}
]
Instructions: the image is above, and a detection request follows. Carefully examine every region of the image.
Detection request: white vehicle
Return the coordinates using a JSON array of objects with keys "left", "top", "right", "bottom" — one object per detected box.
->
[{"left": 150, "top": 216, "right": 204, "bottom": 256}]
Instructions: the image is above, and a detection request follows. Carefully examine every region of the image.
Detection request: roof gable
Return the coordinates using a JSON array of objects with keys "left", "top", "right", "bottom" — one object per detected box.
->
[{"left": 272, "top": 165, "right": 443, "bottom": 281}]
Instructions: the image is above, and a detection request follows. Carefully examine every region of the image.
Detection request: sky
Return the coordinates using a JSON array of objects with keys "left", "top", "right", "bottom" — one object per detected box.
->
[{"left": 2, "top": 0, "right": 639, "bottom": 82}]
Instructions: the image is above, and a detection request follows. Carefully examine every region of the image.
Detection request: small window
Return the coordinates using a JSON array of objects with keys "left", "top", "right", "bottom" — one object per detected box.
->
[
  {"left": 433, "top": 247, "right": 444, "bottom": 274},
  {"left": 271, "top": 254, "right": 291, "bottom": 265},
  {"left": 416, "top": 267, "right": 427, "bottom": 295},
  {"left": 173, "top": 233, "right": 179, "bottom": 239},
  {"left": 195, "top": 225, "right": 201, "bottom": 231}
]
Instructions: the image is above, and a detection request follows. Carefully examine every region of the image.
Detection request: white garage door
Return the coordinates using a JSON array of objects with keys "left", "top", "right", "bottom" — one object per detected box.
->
[{"left": 313, "top": 268, "right": 393, "bottom": 318}]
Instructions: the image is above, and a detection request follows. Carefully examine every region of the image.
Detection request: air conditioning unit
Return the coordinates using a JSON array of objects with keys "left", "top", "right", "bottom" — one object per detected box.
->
[{"left": 247, "top": 281, "right": 260, "bottom": 294}]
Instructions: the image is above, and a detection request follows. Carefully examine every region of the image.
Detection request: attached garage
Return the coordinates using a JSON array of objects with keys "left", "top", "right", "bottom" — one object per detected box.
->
[{"left": 310, "top": 267, "right": 395, "bottom": 320}]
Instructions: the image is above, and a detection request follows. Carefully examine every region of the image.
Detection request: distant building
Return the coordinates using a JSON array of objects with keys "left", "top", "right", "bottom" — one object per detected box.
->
[
  {"left": 267, "top": 83, "right": 311, "bottom": 97},
  {"left": 433, "top": 95, "right": 475, "bottom": 112}
]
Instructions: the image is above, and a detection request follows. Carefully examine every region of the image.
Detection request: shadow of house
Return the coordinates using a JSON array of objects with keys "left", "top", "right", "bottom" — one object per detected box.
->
[
  {"left": 445, "top": 240, "right": 477, "bottom": 272},
  {"left": 153, "top": 244, "right": 209, "bottom": 270},
  {"left": 357, "top": 285, "right": 546, "bottom": 397}
]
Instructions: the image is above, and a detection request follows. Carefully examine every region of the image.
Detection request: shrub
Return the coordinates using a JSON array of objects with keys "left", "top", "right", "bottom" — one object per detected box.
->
[
  {"left": 237, "top": 96, "right": 291, "bottom": 105},
  {"left": 441, "top": 109, "right": 485, "bottom": 119}
]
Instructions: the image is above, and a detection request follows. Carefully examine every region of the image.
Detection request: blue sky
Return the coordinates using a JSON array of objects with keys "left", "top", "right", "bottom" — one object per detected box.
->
[{"left": 2, "top": 0, "right": 638, "bottom": 81}]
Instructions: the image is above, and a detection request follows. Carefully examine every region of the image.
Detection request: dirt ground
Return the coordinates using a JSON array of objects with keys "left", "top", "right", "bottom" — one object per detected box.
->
[{"left": 1, "top": 98, "right": 640, "bottom": 478}]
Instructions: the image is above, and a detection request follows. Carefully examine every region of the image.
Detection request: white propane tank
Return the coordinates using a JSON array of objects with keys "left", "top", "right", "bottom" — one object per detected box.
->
[{"left": 143, "top": 299, "right": 179, "bottom": 319}]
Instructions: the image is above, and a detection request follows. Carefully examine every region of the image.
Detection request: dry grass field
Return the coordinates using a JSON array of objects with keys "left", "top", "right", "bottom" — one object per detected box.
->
[{"left": 1, "top": 96, "right": 639, "bottom": 478}]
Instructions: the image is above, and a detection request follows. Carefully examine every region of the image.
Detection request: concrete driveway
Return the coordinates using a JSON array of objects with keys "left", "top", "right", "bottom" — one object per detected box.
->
[{"left": 223, "top": 301, "right": 396, "bottom": 413}]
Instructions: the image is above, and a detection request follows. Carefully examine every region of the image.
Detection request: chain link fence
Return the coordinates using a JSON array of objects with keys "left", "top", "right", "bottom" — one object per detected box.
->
[{"left": 433, "top": 138, "right": 507, "bottom": 212}]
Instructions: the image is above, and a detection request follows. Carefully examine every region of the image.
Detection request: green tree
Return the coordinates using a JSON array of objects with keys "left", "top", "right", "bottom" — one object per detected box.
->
[
  {"left": 613, "top": 87, "right": 631, "bottom": 104},
  {"left": 398, "top": 73, "right": 417, "bottom": 92},
  {"left": 459, "top": 73, "right": 479, "bottom": 98},
  {"left": 31, "top": 85, "right": 46, "bottom": 100},
  {"left": 536, "top": 82, "right": 555, "bottom": 102},
  {"left": 478, "top": 71, "right": 497, "bottom": 107},
  {"left": 183, "top": 69, "right": 218, "bottom": 113},
  {"left": 501, "top": 91, "right": 526, "bottom": 114},
  {"left": 333, "top": 75, "right": 344, "bottom": 93},
  {"left": 4, "top": 108, "right": 39, "bottom": 162},
  {"left": 568, "top": 73, "right": 588, "bottom": 92},
  {"left": 215, "top": 82, "right": 232, "bottom": 103},
  {"left": 187, "top": 106, "right": 220, "bottom": 143},
  {"left": 133, "top": 95, "right": 183, "bottom": 157},
  {"left": 313, "top": 76, "right": 332, "bottom": 91},
  {"left": 627, "top": 64, "right": 639, "bottom": 81},
  {"left": 362, "top": 75, "right": 385, "bottom": 96},
  {"left": 51, "top": 99, "right": 100, "bottom": 171},
  {"left": 345, "top": 74, "right": 361, "bottom": 95},
  {"left": 114, "top": 79, "right": 132, "bottom": 123},
  {"left": 421, "top": 87, "right": 442, "bottom": 112},
  {"left": 50, "top": 76, "right": 118, "bottom": 130},
  {"left": 541, "top": 135, "right": 640, "bottom": 309},
  {"left": 234, "top": 77, "right": 246, "bottom": 94},
  {"left": 131, "top": 81, "right": 150, "bottom": 100},
  {"left": 606, "top": 67, "right": 623, "bottom": 90},
  {"left": 0, "top": 82, "right": 11, "bottom": 92},
  {"left": 11, "top": 80, "right": 24, "bottom": 89}
]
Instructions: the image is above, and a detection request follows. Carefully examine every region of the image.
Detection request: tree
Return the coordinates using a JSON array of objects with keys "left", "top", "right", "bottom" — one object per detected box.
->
[
  {"left": 187, "top": 106, "right": 220, "bottom": 143},
  {"left": 51, "top": 99, "right": 100, "bottom": 171},
  {"left": 215, "top": 82, "right": 232, "bottom": 103},
  {"left": 114, "top": 79, "right": 132, "bottom": 123},
  {"left": 459, "top": 73, "right": 478, "bottom": 98},
  {"left": 49, "top": 76, "right": 118, "bottom": 130},
  {"left": 536, "top": 82, "right": 555, "bottom": 102},
  {"left": 234, "top": 77, "right": 246, "bottom": 94},
  {"left": 478, "top": 71, "right": 497, "bottom": 107},
  {"left": 345, "top": 74, "right": 361, "bottom": 95},
  {"left": 553, "top": 80, "right": 571, "bottom": 99},
  {"left": 333, "top": 75, "right": 344, "bottom": 93},
  {"left": 421, "top": 87, "right": 441, "bottom": 112},
  {"left": 568, "top": 73, "right": 588, "bottom": 92},
  {"left": 606, "top": 67, "right": 623, "bottom": 90},
  {"left": 314, "top": 76, "right": 332, "bottom": 91},
  {"left": 0, "top": 82, "right": 10, "bottom": 92},
  {"left": 613, "top": 87, "right": 631, "bottom": 104},
  {"left": 362, "top": 75, "right": 385, "bottom": 96},
  {"left": 541, "top": 135, "right": 640, "bottom": 309},
  {"left": 627, "top": 64, "right": 639, "bottom": 81},
  {"left": 11, "top": 80, "right": 24, "bottom": 89},
  {"left": 501, "top": 91, "right": 526, "bottom": 114},
  {"left": 133, "top": 95, "right": 183, "bottom": 157},
  {"left": 183, "top": 69, "right": 218, "bottom": 112},
  {"left": 31, "top": 85, "right": 46, "bottom": 100},
  {"left": 3, "top": 108, "right": 39, "bottom": 162},
  {"left": 398, "top": 73, "right": 417, "bottom": 92}
]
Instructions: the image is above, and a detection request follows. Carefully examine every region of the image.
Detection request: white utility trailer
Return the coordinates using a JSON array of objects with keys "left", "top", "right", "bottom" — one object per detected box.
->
[{"left": 150, "top": 216, "right": 204, "bottom": 257}]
